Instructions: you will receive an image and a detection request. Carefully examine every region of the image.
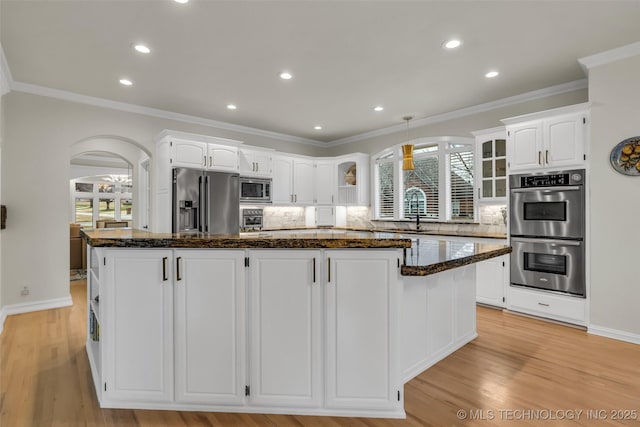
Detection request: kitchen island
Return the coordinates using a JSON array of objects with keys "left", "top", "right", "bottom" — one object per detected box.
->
[{"left": 82, "top": 229, "right": 509, "bottom": 418}]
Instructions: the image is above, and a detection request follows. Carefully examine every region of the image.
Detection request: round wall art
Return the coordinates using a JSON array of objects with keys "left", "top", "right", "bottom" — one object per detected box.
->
[{"left": 610, "top": 136, "right": 640, "bottom": 176}]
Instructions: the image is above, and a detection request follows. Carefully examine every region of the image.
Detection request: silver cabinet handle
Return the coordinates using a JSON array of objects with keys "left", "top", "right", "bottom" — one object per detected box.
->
[
  {"left": 203, "top": 155, "right": 206, "bottom": 167},
  {"left": 511, "top": 186, "right": 581, "bottom": 193},
  {"left": 538, "top": 302, "right": 550, "bottom": 307},
  {"left": 176, "top": 257, "right": 182, "bottom": 281},
  {"left": 545, "top": 150, "right": 549, "bottom": 165},
  {"left": 477, "top": 187, "right": 481, "bottom": 199},
  {"left": 290, "top": 194, "right": 293, "bottom": 203},
  {"left": 538, "top": 151, "right": 542, "bottom": 165},
  {"left": 256, "top": 162, "right": 259, "bottom": 172},
  {"left": 209, "top": 156, "right": 212, "bottom": 168}
]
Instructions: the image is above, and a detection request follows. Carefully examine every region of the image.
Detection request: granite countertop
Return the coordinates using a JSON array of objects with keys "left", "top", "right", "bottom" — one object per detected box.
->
[
  {"left": 81, "top": 229, "right": 510, "bottom": 277},
  {"left": 81, "top": 228, "right": 412, "bottom": 250},
  {"left": 401, "top": 237, "right": 512, "bottom": 276}
]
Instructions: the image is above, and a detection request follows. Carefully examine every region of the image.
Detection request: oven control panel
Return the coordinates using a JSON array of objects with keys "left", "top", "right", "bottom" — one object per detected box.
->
[{"left": 511, "top": 169, "right": 584, "bottom": 188}]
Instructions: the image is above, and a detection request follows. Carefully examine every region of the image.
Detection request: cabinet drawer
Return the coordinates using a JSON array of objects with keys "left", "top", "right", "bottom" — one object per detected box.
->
[{"left": 508, "top": 286, "right": 586, "bottom": 325}]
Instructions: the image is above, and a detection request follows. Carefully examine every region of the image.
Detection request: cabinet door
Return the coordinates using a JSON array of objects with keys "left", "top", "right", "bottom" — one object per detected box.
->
[
  {"left": 208, "top": 144, "right": 238, "bottom": 172},
  {"left": 249, "top": 250, "right": 322, "bottom": 408},
  {"left": 174, "top": 250, "right": 246, "bottom": 405},
  {"left": 544, "top": 114, "right": 585, "bottom": 168},
  {"left": 293, "top": 159, "right": 315, "bottom": 204},
  {"left": 315, "top": 161, "right": 335, "bottom": 205},
  {"left": 507, "top": 122, "right": 542, "bottom": 172},
  {"left": 104, "top": 249, "right": 174, "bottom": 402},
  {"left": 238, "top": 150, "right": 254, "bottom": 175},
  {"left": 325, "top": 250, "right": 402, "bottom": 412},
  {"left": 475, "top": 255, "right": 506, "bottom": 307},
  {"left": 272, "top": 156, "right": 293, "bottom": 204},
  {"left": 253, "top": 152, "right": 273, "bottom": 176},
  {"left": 172, "top": 139, "right": 207, "bottom": 169}
]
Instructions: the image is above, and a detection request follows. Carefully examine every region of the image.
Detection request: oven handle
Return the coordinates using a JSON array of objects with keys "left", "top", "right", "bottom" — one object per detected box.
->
[
  {"left": 511, "top": 237, "right": 581, "bottom": 246},
  {"left": 511, "top": 186, "right": 581, "bottom": 193}
]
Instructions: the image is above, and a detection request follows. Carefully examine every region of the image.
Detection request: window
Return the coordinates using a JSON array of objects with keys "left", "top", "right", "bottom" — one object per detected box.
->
[
  {"left": 373, "top": 138, "right": 475, "bottom": 221},
  {"left": 72, "top": 177, "right": 132, "bottom": 227}
]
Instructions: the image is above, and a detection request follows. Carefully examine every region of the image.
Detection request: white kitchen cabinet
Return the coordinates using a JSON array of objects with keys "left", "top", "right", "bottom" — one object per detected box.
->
[
  {"left": 171, "top": 138, "right": 208, "bottom": 169},
  {"left": 249, "top": 250, "right": 322, "bottom": 408},
  {"left": 271, "top": 155, "right": 315, "bottom": 205},
  {"left": 207, "top": 144, "right": 238, "bottom": 172},
  {"left": 293, "top": 158, "right": 315, "bottom": 204},
  {"left": 473, "top": 127, "right": 507, "bottom": 202},
  {"left": 239, "top": 149, "right": 273, "bottom": 177},
  {"left": 503, "top": 104, "right": 588, "bottom": 173},
  {"left": 314, "top": 160, "right": 335, "bottom": 205},
  {"left": 475, "top": 254, "right": 508, "bottom": 307},
  {"left": 174, "top": 250, "right": 246, "bottom": 405},
  {"left": 325, "top": 250, "right": 402, "bottom": 412},
  {"left": 103, "top": 249, "right": 174, "bottom": 403},
  {"left": 507, "top": 285, "right": 587, "bottom": 326}
]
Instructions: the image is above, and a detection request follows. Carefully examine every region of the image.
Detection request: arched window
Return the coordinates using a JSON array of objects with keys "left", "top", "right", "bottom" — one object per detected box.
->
[{"left": 372, "top": 137, "right": 475, "bottom": 221}]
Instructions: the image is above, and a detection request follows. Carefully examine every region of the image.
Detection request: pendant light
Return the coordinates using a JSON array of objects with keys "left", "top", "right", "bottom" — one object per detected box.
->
[{"left": 402, "top": 116, "right": 415, "bottom": 170}]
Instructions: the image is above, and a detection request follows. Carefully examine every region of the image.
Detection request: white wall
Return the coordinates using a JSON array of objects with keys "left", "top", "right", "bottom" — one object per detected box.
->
[
  {"left": 0, "top": 91, "right": 323, "bottom": 307},
  {"left": 588, "top": 54, "right": 640, "bottom": 338}
]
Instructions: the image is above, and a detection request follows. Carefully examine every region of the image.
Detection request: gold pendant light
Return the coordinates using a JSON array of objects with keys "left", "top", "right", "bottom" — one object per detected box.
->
[{"left": 402, "top": 116, "right": 414, "bottom": 170}]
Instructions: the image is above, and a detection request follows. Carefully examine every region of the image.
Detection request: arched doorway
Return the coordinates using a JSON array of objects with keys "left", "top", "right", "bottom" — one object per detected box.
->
[{"left": 70, "top": 136, "right": 151, "bottom": 230}]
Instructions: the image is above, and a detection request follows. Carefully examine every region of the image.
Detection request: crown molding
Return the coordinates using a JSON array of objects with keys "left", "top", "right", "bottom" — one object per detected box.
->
[
  {"left": 578, "top": 41, "right": 640, "bottom": 75},
  {"left": 10, "top": 81, "right": 327, "bottom": 147},
  {"left": 0, "top": 43, "right": 14, "bottom": 96},
  {"left": 325, "top": 79, "right": 588, "bottom": 147}
]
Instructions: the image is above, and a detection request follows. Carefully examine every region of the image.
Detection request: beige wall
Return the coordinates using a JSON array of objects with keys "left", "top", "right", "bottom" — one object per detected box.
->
[
  {"left": 0, "top": 92, "right": 322, "bottom": 307},
  {"left": 588, "top": 55, "right": 640, "bottom": 336}
]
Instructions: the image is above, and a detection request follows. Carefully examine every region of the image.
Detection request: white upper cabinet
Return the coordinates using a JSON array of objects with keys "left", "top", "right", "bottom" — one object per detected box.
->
[
  {"left": 314, "top": 160, "right": 335, "bottom": 205},
  {"left": 239, "top": 149, "right": 273, "bottom": 177},
  {"left": 473, "top": 127, "right": 507, "bottom": 202},
  {"left": 207, "top": 144, "right": 238, "bottom": 172},
  {"left": 293, "top": 159, "right": 315, "bottom": 204},
  {"left": 272, "top": 156, "right": 294, "bottom": 204},
  {"left": 503, "top": 104, "right": 588, "bottom": 173},
  {"left": 271, "top": 155, "right": 316, "bottom": 205},
  {"left": 171, "top": 138, "right": 208, "bottom": 169}
]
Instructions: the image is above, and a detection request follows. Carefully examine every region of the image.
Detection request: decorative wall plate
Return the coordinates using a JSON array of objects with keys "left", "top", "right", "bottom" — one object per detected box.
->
[{"left": 610, "top": 136, "right": 640, "bottom": 176}]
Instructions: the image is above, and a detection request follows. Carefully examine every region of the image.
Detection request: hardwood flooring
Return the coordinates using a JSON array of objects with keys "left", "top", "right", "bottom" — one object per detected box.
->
[{"left": 1, "top": 281, "right": 639, "bottom": 426}]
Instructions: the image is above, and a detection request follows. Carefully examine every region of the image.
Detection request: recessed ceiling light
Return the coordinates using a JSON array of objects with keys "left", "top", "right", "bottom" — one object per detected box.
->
[
  {"left": 174, "top": 0, "right": 189, "bottom": 3},
  {"left": 374, "top": 106, "right": 384, "bottom": 112},
  {"left": 134, "top": 44, "right": 151, "bottom": 54},
  {"left": 280, "top": 72, "right": 293, "bottom": 80},
  {"left": 485, "top": 71, "right": 499, "bottom": 78},
  {"left": 119, "top": 78, "right": 133, "bottom": 86},
  {"left": 314, "top": 126, "right": 322, "bottom": 130},
  {"left": 226, "top": 104, "right": 237, "bottom": 110},
  {"left": 443, "top": 39, "right": 462, "bottom": 49}
]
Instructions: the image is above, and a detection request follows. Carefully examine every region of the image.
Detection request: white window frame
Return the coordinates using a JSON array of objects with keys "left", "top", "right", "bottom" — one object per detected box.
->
[
  {"left": 72, "top": 180, "right": 133, "bottom": 227},
  {"left": 372, "top": 136, "right": 475, "bottom": 222}
]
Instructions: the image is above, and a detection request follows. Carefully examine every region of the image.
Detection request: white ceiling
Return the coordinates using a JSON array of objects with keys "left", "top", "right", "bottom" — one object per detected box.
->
[{"left": 2, "top": 1, "right": 640, "bottom": 143}]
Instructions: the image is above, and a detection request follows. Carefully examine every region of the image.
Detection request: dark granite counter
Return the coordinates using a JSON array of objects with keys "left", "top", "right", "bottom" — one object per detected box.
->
[
  {"left": 81, "top": 228, "right": 412, "bottom": 250},
  {"left": 401, "top": 237, "right": 512, "bottom": 276},
  {"left": 82, "top": 229, "right": 510, "bottom": 277}
]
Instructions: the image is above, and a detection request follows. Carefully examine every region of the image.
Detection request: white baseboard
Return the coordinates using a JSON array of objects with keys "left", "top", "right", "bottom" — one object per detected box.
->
[
  {"left": 0, "top": 307, "right": 6, "bottom": 335},
  {"left": 1, "top": 295, "right": 73, "bottom": 325},
  {"left": 588, "top": 324, "right": 640, "bottom": 345}
]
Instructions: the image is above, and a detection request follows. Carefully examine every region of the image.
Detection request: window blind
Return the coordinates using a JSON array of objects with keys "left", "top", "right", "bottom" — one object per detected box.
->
[
  {"left": 403, "top": 155, "right": 439, "bottom": 219},
  {"left": 450, "top": 150, "right": 474, "bottom": 220},
  {"left": 377, "top": 161, "right": 394, "bottom": 218}
]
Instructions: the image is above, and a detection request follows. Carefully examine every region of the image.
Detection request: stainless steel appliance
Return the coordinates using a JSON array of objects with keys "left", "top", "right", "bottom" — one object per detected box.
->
[
  {"left": 241, "top": 208, "right": 264, "bottom": 231},
  {"left": 509, "top": 169, "right": 585, "bottom": 297},
  {"left": 239, "top": 177, "right": 272, "bottom": 203},
  {"left": 172, "top": 167, "right": 239, "bottom": 235}
]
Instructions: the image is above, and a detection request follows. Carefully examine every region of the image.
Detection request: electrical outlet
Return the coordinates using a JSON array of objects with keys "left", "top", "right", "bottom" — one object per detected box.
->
[{"left": 21, "top": 286, "right": 30, "bottom": 296}]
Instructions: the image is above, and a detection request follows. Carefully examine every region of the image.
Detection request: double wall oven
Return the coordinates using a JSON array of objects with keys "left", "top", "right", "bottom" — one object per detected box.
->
[{"left": 509, "top": 169, "right": 585, "bottom": 297}]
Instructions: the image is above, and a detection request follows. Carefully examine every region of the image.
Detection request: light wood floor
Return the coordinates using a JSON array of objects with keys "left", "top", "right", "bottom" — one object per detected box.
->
[{"left": 1, "top": 281, "right": 639, "bottom": 426}]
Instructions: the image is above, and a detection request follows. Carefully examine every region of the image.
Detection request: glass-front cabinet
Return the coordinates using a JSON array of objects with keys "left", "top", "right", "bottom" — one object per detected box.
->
[{"left": 473, "top": 128, "right": 507, "bottom": 202}]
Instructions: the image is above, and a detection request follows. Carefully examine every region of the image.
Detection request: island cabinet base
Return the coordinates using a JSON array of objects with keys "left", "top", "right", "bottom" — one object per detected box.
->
[
  {"left": 86, "top": 247, "right": 406, "bottom": 419},
  {"left": 401, "top": 264, "right": 477, "bottom": 383}
]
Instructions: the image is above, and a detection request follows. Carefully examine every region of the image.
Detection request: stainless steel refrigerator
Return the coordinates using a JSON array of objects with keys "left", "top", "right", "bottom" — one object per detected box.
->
[{"left": 172, "top": 168, "right": 239, "bottom": 235}]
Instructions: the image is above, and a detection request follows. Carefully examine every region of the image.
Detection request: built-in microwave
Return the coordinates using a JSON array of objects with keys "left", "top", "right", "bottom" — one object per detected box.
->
[{"left": 239, "top": 177, "right": 272, "bottom": 203}]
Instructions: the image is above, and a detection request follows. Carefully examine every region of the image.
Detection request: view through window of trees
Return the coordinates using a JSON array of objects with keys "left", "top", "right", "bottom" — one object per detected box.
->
[
  {"left": 375, "top": 140, "right": 475, "bottom": 221},
  {"left": 73, "top": 176, "right": 132, "bottom": 227}
]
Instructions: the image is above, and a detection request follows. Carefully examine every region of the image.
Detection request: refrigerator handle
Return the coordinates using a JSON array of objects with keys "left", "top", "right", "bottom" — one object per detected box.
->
[
  {"left": 205, "top": 175, "right": 211, "bottom": 233},
  {"left": 198, "top": 176, "right": 204, "bottom": 233}
]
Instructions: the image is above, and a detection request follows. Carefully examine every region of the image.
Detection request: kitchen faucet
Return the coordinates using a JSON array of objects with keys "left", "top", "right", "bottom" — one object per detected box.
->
[{"left": 411, "top": 193, "right": 421, "bottom": 230}]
